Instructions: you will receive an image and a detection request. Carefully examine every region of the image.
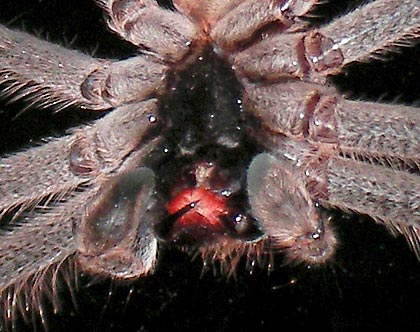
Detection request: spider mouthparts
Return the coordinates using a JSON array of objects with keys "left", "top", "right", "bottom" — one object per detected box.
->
[
  {"left": 159, "top": 187, "right": 228, "bottom": 242},
  {"left": 154, "top": 199, "right": 200, "bottom": 240}
]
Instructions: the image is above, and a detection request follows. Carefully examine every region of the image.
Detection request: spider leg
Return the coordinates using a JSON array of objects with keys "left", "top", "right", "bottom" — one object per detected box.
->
[
  {"left": 321, "top": 156, "right": 420, "bottom": 259},
  {"left": 244, "top": 81, "right": 420, "bottom": 165},
  {"left": 263, "top": 137, "right": 420, "bottom": 260},
  {"left": 0, "top": 25, "right": 168, "bottom": 111},
  {"left": 318, "top": 0, "right": 420, "bottom": 73},
  {"left": 0, "top": 99, "right": 160, "bottom": 219},
  {"left": 0, "top": 25, "right": 112, "bottom": 111},
  {"left": 232, "top": 0, "right": 420, "bottom": 83},
  {"left": 96, "top": 0, "right": 201, "bottom": 62},
  {"left": 79, "top": 55, "right": 168, "bottom": 108},
  {"left": 0, "top": 167, "right": 158, "bottom": 319},
  {"left": 0, "top": 188, "right": 92, "bottom": 312},
  {"left": 210, "top": 0, "right": 318, "bottom": 51}
]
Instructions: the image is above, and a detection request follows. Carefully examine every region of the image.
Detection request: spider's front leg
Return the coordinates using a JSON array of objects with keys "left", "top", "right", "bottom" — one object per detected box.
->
[
  {"left": 0, "top": 0, "right": 204, "bottom": 111},
  {"left": 206, "top": 0, "right": 318, "bottom": 52}
]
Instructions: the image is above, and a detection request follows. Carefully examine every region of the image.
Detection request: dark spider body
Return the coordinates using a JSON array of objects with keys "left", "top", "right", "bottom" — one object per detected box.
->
[
  {"left": 1, "top": 0, "right": 420, "bottom": 331},
  {"left": 148, "top": 48, "right": 262, "bottom": 244}
]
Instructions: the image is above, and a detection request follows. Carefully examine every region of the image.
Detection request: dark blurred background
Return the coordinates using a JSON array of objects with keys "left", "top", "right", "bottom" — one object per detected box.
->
[{"left": 0, "top": 0, "right": 420, "bottom": 331}]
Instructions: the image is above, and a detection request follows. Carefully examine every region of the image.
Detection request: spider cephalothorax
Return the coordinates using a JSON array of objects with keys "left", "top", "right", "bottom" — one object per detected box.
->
[{"left": 1, "top": 0, "right": 420, "bottom": 327}]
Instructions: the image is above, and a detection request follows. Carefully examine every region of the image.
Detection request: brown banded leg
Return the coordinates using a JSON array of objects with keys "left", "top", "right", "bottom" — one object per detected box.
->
[
  {"left": 260, "top": 137, "right": 420, "bottom": 260},
  {"left": 0, "top": 189, "right": 91, "bottom": 310},
  {"left": 0, "top": 24, "right": 113, "bottom": 111},
  {"left": 96, "top": 0, "right": 201, "bottom": 62},
  {"left": 0, "top": 99, "right": 159, "bottom": 218},
  {"left": 78, "top": 55, "right": 167, "bottom": 108},
  {"left": 0, "top": 25, "right": 168, "bottom": 111},
  {"left": 320, "top": 156, "right": 420, "bottom": 259},
  {"left": 232, "top": 0, "right": 420, "bottom": 82},
  {"left": 243, "top": 81, "right": 420, "bottom": 165},
  {"left": 209, "top": 0, "right": 318, "bottom": 51}
]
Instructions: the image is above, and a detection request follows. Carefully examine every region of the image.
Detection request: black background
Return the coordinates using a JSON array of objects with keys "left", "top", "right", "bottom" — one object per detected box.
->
[{"left": 0, "top": 0, "right": 420, "bottom": 331}]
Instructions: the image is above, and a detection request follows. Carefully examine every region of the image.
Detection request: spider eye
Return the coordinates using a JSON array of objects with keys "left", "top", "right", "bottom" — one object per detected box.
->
[{"left": 225, "top": 212, "right": 259, "bottom": 239}]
